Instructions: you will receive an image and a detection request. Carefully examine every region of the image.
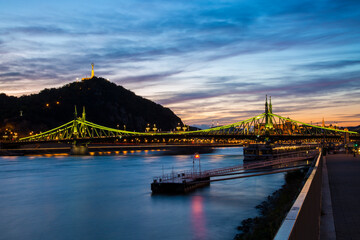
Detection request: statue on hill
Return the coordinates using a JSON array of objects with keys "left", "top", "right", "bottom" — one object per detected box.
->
[
  {"left": 82, "top": 63, "right": 95, "bottom": 81},
  {"left": 91, "top": 63, "right": 94, "bottom": 78}
]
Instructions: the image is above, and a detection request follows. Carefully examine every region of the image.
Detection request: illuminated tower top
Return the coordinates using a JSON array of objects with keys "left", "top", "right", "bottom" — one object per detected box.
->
[
  {"left": 265, "top": 95, "right": 268, "bottom": 114},
  {"left": 265, "top": 95, "right": 273, "bottom": 130},
  {"left": 82, "top": 106, "right": 86, "bottom": 121}
]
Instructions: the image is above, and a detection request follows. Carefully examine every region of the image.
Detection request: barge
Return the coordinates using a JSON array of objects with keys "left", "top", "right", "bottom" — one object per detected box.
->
[
  {"left": 151, "top": 176, "right": 210, "bottom": 194},
  {"left": 243, "top": 144, "right": 317, "bottom": 162}
]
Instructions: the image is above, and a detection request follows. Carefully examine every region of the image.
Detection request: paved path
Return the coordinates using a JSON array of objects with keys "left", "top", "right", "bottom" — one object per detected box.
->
[{"left": 325, "top": 153, "right": 360, "bottom": 240}]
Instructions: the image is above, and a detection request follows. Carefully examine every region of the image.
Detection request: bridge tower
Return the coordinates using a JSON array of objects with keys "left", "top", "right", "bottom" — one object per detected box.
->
[
  {"left": 269, "top": 96, "right": 273, "bottom": 127},
  {"left": 82, "top": 106, "right": 86, "bottom": 121},
  {"left": 73, "top": 106, "right": 79, "bottom": 137},
  {"left": 70, "top": 105, "right": 89, "bottom": 155},
  {"left": 265, "top": 95, "right": 273, "bottom": 130},
  {"left": 74, "top": 105, "right": 78, "bottom": 119}
]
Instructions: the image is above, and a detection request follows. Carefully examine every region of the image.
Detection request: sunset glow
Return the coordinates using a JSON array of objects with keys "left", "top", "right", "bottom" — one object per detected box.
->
[{"left": 0, "top": 0, "right": 359, "bottom": 127}]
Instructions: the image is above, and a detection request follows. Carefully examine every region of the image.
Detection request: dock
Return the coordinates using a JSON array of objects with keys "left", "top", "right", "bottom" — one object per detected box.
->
[{"left": 151, "top": 150, "right": 319, "bottom": 194}]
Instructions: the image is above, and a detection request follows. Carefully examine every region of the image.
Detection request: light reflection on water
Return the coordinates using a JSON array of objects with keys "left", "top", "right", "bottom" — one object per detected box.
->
[
  {"left": 191, "top": 196, "right": 207, "bottom": 240},
  {"left": 0, "top": 147, "right": 285, "bottom": 240}
]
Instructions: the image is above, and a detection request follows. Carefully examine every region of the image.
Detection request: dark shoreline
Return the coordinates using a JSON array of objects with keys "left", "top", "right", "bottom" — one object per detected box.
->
[
  {"left": 0, "top": 143, "right": 243, "bottom": 156},
  {"left": 234, "top": 167, "right": 309, "bottom": 240}
]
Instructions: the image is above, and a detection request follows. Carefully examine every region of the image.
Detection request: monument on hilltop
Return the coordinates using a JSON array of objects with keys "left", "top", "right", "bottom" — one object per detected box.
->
[{"left": 82, "top": 63, "right": 95, "bottom": 81}]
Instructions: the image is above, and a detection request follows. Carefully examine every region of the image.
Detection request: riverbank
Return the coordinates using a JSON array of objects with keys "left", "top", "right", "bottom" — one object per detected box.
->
[
  {"left": 234, "top": 167, "right": 309, "bottom": 239},
  {"left": 0, "top": 142, "right": 242, "bottom": 156}
]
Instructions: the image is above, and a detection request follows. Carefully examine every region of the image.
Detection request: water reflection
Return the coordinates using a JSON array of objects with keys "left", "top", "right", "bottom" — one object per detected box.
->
[{"left": 191, "top": 195, "right": 207, "bottom": 240}]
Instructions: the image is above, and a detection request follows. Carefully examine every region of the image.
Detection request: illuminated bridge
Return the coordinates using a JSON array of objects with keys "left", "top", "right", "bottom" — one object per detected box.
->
[{"left": 18, "top": 97, "right": 358, "bottom": 144}]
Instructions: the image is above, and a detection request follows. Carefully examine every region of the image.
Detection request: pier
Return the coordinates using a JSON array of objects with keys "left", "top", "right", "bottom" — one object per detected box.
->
[{"left": 151, "top": 149, "right": 319, "bottom": 194}]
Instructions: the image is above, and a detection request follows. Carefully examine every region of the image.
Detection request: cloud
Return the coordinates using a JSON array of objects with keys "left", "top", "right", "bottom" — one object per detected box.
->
[
  {"left": 119, "top": 70, "right": 183, "bottom": 84},
  {"left": 296, "top": 60, "right": 360, "bottom": 71},
  {"left": 0, "top": 0, "right": 359, "bottom": 125},
  {"left": 2, "top": 26, "right": 69, "bottom": 35},
  {"left": 155, "top": 71, "right": 360, "bottom": 106},
  {"left": 0, "top": 72, "right": 21, "bottom": 78}
]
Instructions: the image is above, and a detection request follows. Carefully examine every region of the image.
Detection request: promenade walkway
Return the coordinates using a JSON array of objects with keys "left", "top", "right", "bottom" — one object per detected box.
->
[{"left": 322, "top": 153, "right": 360, "bottom": 240}]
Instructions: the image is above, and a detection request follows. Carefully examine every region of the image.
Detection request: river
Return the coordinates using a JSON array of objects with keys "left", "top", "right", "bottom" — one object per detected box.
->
[{"left": 0, "top": 147, "right": 285, "bottom": 240}]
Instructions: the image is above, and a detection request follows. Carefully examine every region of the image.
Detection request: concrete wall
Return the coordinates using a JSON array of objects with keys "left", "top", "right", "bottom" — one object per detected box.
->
[{"left": 274, "top": 152, "right": 323, "bottom": 240}]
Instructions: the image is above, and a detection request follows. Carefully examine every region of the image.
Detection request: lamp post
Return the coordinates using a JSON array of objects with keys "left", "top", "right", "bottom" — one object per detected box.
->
[{"left": 193, "top": 153, "right": 201, "bottom": 177}]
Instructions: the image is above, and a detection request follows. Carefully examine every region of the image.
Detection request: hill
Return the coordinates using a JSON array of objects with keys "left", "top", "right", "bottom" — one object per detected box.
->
[
  {"left": 348, "top": 126, "right": 360, "bottom": 133},
  {"left": 0, "top": 77, "right": 183, "bottom": 136}
]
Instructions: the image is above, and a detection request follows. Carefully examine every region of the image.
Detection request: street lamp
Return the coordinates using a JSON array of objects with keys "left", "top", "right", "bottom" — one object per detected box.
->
[{"left": 193, "top": 153, "right": 201, "bottom": 176}]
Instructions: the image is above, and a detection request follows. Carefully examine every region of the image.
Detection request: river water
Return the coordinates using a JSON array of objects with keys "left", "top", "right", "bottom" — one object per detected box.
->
[{"left": 0, "top": 147, "right": 285, "bottom": 240}]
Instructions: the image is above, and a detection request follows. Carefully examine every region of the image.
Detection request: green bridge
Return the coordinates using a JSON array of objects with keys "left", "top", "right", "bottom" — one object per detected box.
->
[{"left": 19, "top": 97, "right": 358, "bottom": 143}]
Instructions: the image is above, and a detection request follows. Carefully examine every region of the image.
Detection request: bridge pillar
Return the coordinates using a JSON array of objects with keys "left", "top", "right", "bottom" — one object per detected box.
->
[{"left": 70, "top": 143, "right": 89, "bottom": 155}]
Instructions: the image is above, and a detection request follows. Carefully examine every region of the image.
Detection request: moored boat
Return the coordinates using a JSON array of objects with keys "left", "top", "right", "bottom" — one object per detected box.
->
[{"left": 243, "top": 144, "right": 317, "bottom": 162}]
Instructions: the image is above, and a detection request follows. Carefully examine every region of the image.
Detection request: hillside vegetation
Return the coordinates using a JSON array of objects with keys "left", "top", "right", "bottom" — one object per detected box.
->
[{"left": 0, "top": 77, "right": 183, "bottom": 136}]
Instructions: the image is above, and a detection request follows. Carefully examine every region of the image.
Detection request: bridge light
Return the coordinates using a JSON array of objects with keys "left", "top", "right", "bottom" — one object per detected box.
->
[
  {"left": 56, "top": 101, "right": 60, "bottom": 105},
  {"left": 46, "top": 103, "right": 49, "bottom": 107}
]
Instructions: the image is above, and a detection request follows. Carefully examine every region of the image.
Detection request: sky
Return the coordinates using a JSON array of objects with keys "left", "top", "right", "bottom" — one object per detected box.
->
[{"left": 0, "top": 0, "right": 359, "bottom": 127}]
